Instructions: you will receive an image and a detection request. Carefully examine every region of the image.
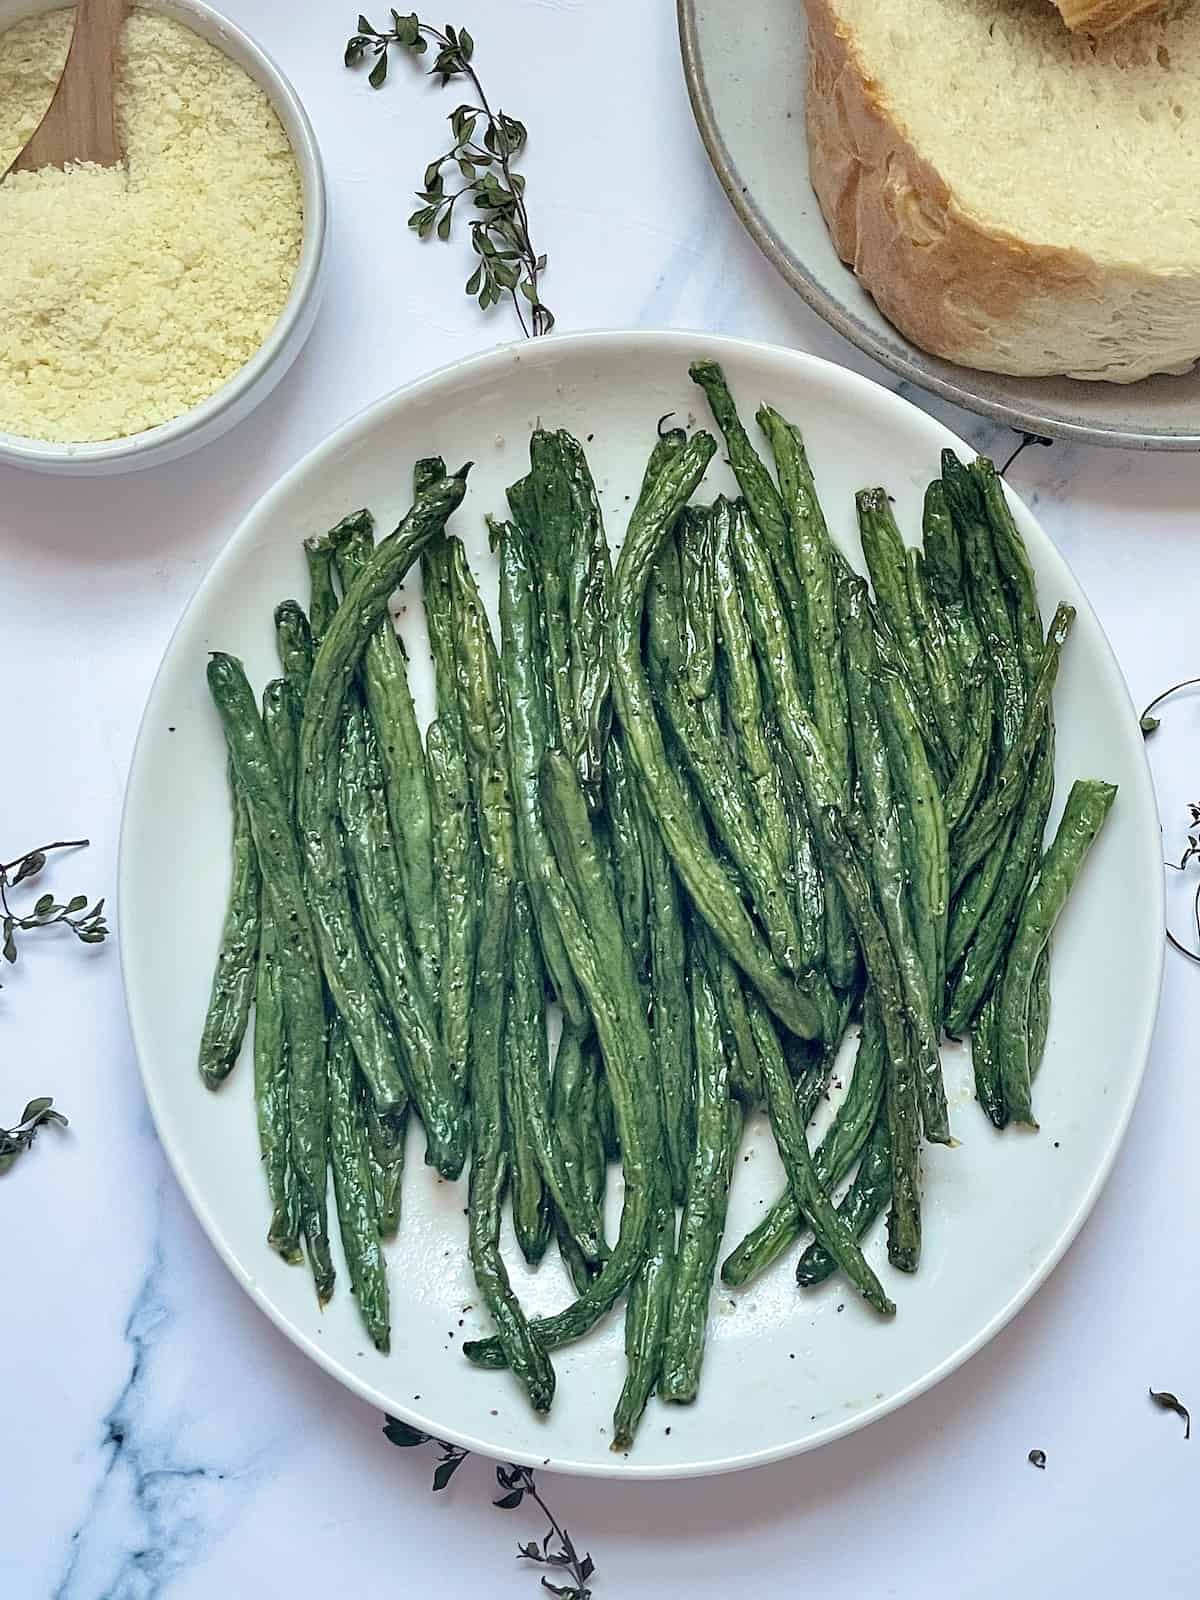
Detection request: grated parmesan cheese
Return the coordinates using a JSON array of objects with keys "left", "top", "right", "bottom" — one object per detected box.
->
[{"left": 0, "top": 6, "right": 303, "bottom": 443}]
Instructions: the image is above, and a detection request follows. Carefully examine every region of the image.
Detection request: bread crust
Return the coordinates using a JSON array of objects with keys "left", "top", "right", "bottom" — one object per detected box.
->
[
  {"left": 803, "top": 0, "right": 1200, "bottom": 382},
  {"left": 1054, "top": 0, "right": 1165, "bottom": 37}
]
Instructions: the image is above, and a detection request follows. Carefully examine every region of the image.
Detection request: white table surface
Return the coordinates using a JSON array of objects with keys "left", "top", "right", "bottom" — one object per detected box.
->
[{"left": 3, "top": 3, "right": 1198, "bottom": 1595}]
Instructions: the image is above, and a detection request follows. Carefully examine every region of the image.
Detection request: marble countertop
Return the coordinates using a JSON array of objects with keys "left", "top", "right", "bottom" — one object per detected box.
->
[{"left": 3, "top": 3, "right": 1198, "bottom": 1594}]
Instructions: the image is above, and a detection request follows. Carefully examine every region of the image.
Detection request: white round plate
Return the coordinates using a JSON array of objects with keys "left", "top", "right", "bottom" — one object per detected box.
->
[
  {"left": 678, "top": 0, "right": 1200, "bottom": 450},
  {"left": 121, "top": 331, "right": 1162, "bottom": 1479}
]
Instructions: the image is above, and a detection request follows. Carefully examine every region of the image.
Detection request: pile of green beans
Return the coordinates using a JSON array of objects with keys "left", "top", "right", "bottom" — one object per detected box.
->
[{"left": 197, "top": 361, "right": 1116, "bottom": 1450}]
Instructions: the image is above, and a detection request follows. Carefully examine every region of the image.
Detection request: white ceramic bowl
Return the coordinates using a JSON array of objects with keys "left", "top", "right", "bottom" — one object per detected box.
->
[
  {"left": 121, "top": 330, "right": 1162, "bottom": 1478},
  {"left": 0, "top": 0, "right": 327, "bottom": 475}
]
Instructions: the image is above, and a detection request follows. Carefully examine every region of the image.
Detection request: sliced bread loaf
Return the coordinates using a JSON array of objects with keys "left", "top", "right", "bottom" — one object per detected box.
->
[{"left": 805, "top": 0, "right": 1200, "bottom": 381}]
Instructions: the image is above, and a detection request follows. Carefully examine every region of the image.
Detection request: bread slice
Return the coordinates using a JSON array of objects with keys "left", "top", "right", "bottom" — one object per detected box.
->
[
  {"left": 805, "top": 0, "right": 1200, "bottom": 381},
  {"left": 1053, "top": 0, "right": 1164, "bottom": 36}
]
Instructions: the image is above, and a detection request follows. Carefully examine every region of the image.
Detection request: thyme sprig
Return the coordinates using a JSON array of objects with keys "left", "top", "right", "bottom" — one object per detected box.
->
[
  {"left": 1140, "top": 677, "right": 1200, "bottom": 964},
  {"left": 382, "top": 1418, "right": 596, "bottom": 1596},
  {"left": 1, "top": 840, "right": 108, "bottom": 983},
  {"left": 495, "top": 1465, "right": 594, "bottom": 1600},
  {"left": 345, "top": 14, "right": 554, "bottom": 336},
  {"left": 0, "top": 1097, "right": 68, "bottom": 1175}
]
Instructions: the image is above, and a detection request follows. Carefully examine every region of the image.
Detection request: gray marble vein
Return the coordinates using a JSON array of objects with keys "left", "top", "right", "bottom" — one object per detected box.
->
[{"left": 49, "top": 1223, "right": 247, "bottom": 1600}]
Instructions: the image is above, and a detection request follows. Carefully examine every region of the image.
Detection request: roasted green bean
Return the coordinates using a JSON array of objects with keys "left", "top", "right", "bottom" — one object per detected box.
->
[
  {"left": 660, "top": 948, "right": 741, "bottom": 1401},
  {"left": 198, "top": 762, "right": 261, "bottom": 1090},
  {"left": 328, "top": 1017, "right": 390, "bottom": 1352},
  {"left": 297, "top": 472, "right": 469, "bottom": 1175},
  {"left": 996, "top": 779, "right": 1117, "bottom": 1126},
  {"left": 207, "top": 652, "right": 334, "bottom": 1302}
]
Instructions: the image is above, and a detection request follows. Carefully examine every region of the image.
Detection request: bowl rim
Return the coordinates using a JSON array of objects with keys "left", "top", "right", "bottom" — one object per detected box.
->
[{"left": 0, "top": 0, "right": 326, "bottom": 467}]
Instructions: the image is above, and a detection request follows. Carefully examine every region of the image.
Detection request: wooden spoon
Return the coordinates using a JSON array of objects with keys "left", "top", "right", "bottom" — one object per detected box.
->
[{"left": 5, "top": 0, "right": 127, "bottom": 179}]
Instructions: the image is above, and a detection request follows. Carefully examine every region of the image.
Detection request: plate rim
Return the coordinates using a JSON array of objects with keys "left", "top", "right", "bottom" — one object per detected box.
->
[
  {"left": 119, "top": 327, "right": 1165, "bottom": 1479},
  {"left": 676, "top": 0, "right": 1200, "bottom": 453}
]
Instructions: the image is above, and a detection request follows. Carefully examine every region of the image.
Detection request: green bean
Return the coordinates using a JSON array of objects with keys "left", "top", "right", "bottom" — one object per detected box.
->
[
  {"left": 611, "top": 1162, "right": 676, "bottom": 1450},
  {"left": 1029, "top": 946, "right": 1052, "bottom": 1084},
  {"left": 758, "top": 405, "right": 852, "bottom": 786},
  {"left": 414, "top": 455, "right": 447, "bottom": 496},
  {"left": 420, "top": 529, "right": 460, "bottom": 728},
  {"left": 262, "top": 677, "right": 301, "bottom": 817},
  {"left": 971, "top": 457, "right": 1042, "bottom": 690},
  {"left": 274, "top": 600, "right": 316, "bottom": 704},
  {"left": 198, "top": 762, "right": 261, "bottom": 1090},
  {"left": 560, "top": 430, "right": 613, "bottom": 799},
  {"left": 551, "top": 1022, "right": 597, "bottom": 1295},
  {"left": 467, "top": 861, "right": 556, "bottom": 1411},
  {"left": 997, "top": 779, "right": 1117, "bottom": 1126},
  {"left": 729, "top": 498, "right": 863, "bottom": 997},
  {"left": 508, "top": 885, "right": 605, "bottom": 1263},
  {"left": 746, "top": 989, "right": 893, "bottom": 1315},
  {"left": 463, "top": 752, "right": 662, "bottom": 1368},
  {"left": 505, "top": 994, "right": 550, "bottom": 1265},
  {"left": 595, "top": 1056, "right": 619, "bottom": 1161},
  {"left": 946, "top": 815, "right": 1021, "bottom": 977},
  {"left": 608, "top": 433, "right": 823, "bottom": 1040},
  {"left": 252, "top": 905, "right": 302, "bottom": 1264},
  {"left": 362, "top": 1089, "right": 407, "bottom": 1238},
  {"left": 876, "top": 666, "right": 950, "bottom": 1025},
  {"left": 337, "top": 701, "right": 424, "bottom": 1129},
  {"left": 971, "top": 980, "right": 1005, "bottom": 1129},
  {"left": 678, "top": 506, "right": 717, "bottom": 700},
  {"left": 923, "top": 479, "right": 992, "bottom": 812},
  {"left": 207, "top": 653, "right": 334, "bottom": 1303},
  {"left": 840, "top": 571, "right": 949, "bottom": 1144},
  {"left": 689, "top": 361, "right": 813, "bottom": 704},
  {"left": 495, "top": 516, "right": 587, "bottom": 1027},
  {"left": 783, "top": 766, "right": 828, "bottom": 977},
  {"left": 710, "top": 498, "right": 817, "bottom": 963},
  {"left": 721, "top": 993, "right": 885, "bottom": 1287},
  {"left": 255, "top": 680, "right": 302, "bottom": 1262},
  {"left": 815, "top": 804, "right": 922, "bottom": 1273},
  {"left": 333, "top": 519, "right": 439, "bottom": 1006},
  {"left": 304, "top": 532, "right": 342, "bottom": 644},
  {"left": 945, "top": 452, "right": 1026, "bottom": 756},
  {"left": 856, "top": 488, "right": 933, "bottom": 720},
  {"left": 505, "top": 908, "right": 553, "bottom": 1267},
  {"left": 796, "top": 1110, "right": 892, "bottom": 1287},
  {"left": 951, "top": 604, "right": 1074, "bottom": 891},
  {"left": 945, "top": 732, "right": 1054, "bottom": 1034},
  {"left": 906, "top": 548, "right": 961, "bottom": 761},
  {"left": 651, "top": 646, "right": 806, "bottom": 975},
  {"left": 604, "top": 731, "right": 649, "bottom": 976},
  {"left": 705, "top": 930, "right": 765, "bottom": 1108},
  {"left": 328, "top": 1017, "right": 390, "bottom": 1352},
  {"left": 660, "top": 950, "right": 741, "bottom": 1401},
  {"left": 942, "top": 674, "right": 992, "bottom": 834},
  {"left": 641, "top": 797, "right": 696, "bottom": 1204},
  {"left": 445, "top": 537, "right": 518, "bottom": 874},
  {"left": 577, "top": 1046, "right": 608, "bottom": 1244},
  {"left": 871, "top": 612, "right": 952, "bottom": 789},
  {"left": 530, "top": 430, "right": 586, "bottom": 781},
  {"left": 425, "top": 718, "right": 479, "bottom": 1091},
  {"left": 297, "top": 471, "right": 469, "bottom": 1176},
  {"left": 923, "top": 481, "right": 984, "bottom": 678}
]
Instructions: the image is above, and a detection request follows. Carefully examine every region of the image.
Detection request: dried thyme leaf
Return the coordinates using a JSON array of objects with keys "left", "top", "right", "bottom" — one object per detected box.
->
[{"left": 1149, "top": 1389, "right": 1191, "bottom": 1440}]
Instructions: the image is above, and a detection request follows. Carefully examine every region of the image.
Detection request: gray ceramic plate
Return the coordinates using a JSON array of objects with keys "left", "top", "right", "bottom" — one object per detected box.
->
[{"left": 678, "top": 0, "right": 1200, "bottom": 450}]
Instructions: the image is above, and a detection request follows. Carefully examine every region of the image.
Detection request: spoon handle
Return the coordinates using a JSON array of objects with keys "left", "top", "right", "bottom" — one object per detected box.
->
[{"left": 8, "top": 0, "right": 128, "bottom": 176}]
